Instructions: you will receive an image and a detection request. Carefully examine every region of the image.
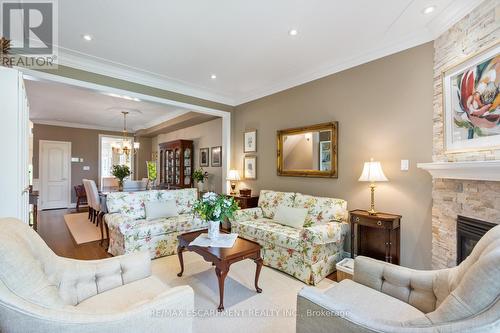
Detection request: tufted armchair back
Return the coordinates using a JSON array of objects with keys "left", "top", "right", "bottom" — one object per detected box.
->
[
  {"left": 354, "top": 224, "right": 500, "bottom": 324},
  {"left": 0, "top": 218, "right": 151, "bottom": 308}
]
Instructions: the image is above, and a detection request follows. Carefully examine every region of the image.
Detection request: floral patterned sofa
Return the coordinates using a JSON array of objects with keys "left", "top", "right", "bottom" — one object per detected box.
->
[
  {"left": 105, "top": 188, "right": 206, "bottom": 258},
  {"left": 231, "top": 190, "right": 349, "bottom": 285}
]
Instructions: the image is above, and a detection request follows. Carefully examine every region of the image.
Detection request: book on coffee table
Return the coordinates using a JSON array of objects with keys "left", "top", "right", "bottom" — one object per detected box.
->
[{"left": 189, "top": 233, "right": 238, "bottom": 248}]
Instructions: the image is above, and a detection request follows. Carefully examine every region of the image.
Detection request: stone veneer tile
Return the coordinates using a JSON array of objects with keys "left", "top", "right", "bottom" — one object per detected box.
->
[{"left": 431, "top": 0, "right": 500, "bottom": 268}]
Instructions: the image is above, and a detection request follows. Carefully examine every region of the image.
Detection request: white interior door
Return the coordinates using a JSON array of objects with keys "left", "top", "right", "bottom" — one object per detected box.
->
[
  {"left": 40, "top": 141, "right": 71, "bottom": 210},
  {"left": 0, "top": 67, "right": 30, "bottom": 223}
]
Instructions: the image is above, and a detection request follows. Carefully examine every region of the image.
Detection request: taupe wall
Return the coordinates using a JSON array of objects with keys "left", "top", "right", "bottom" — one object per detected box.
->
[
  {"left": 152, "top": 118, "right": 223, "bottom": 193},
  {"left": 232, "top": 43, "right": 434, "bottom": 269},
  {"left": 33, "top": 124, "right": 149, "bottom": 203}
]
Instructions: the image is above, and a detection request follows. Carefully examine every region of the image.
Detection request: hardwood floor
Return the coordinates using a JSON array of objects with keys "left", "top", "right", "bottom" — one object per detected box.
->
[
  {"left": 38, "top": 208, "right": 110, "bottom": 260},
  {"left": 37, "top": 208, "right": 338, "bottom": 282}
]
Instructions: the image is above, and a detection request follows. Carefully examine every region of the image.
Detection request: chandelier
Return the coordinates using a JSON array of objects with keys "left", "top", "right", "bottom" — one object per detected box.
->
[{"left": 112, "top": 111, "right": 140, "bottom": 161}]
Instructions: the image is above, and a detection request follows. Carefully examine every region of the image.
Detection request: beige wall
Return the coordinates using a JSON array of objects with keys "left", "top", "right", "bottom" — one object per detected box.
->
[
  {"left": 33, "top": 124, "right": 149, "bottom": 203},
  {"left": 152, "top": 118, "right": 223, "bottom": 193},
  {"left": 232, "top": 42, "right": 434, "bottom": 269}
]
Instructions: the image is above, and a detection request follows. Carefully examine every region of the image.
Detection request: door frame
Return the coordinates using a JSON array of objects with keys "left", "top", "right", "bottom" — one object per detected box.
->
[
  {"left": 21, "top": 68, "right": 232, "bottom": 194},
  {"left": 39, "top": 140, "right": 72, "bottom": 210}
]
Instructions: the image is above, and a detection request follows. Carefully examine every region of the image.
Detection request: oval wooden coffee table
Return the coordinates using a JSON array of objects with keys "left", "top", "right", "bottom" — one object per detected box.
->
[{"left": 177, "top": 229, "right": 263, "bottom": 311}]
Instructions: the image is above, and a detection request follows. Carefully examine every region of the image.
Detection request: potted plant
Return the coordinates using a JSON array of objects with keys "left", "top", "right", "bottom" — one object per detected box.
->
[
  {"left": 146, "top": 161, "right": 157, "bottom": 190},
  {"left": 193, "top": 168, "right": 209, "bottom": 192},
  {"left": 193, "top": 192, "right": 239, "bottom": 239},
  {"left": 111, "top": 164, "right": 131, "bottom": 191}
]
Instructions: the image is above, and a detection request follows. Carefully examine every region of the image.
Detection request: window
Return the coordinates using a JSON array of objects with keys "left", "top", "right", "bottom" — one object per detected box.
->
[{"left": 99, "top": 135, "right": 133, "bottom": 184}]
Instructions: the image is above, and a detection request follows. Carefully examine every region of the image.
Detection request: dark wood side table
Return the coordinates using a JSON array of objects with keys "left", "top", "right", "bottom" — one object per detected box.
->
[
  {"left": 177, "top": 229, "right": 263, "bottom": 311},
  {"left": 227, "top": 195, "right": 259, "bottom": 209},
  {"left": 350, "top": 209, "right": 401, "bottom": 264}
]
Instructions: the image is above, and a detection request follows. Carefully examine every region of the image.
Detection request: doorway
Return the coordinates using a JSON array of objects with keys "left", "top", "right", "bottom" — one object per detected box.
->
[{"left": 39, "top": 140, "right": 71, "bottom": 210}]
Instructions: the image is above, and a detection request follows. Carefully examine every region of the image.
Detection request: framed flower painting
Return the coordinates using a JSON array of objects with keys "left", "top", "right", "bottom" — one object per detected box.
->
[{"left": 443, "top": 43, "right": 500, "bottom": 152}]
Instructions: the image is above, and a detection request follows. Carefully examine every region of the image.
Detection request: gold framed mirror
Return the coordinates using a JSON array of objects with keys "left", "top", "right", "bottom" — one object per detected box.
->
[{"left": 277, "top": 122, "right": 338, "bottom": 178}]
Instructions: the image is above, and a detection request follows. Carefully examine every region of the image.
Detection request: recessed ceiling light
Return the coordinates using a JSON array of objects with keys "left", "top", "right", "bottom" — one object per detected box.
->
[
  {"left": 422, "top": 6, "right": 436, "bottom": 14},
  {"left": 289, "top": 29, "right": 298, "bottom": 36},
  {"left": 210, "top": 74, "right": 217, "bottom": 79},
  {"left": 82, "top": 34, "right": 93, "bottom": 41}
]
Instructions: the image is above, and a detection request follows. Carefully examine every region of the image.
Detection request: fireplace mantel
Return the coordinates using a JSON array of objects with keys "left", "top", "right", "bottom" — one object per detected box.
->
[{"left": 417, "top": 160, "right": 500, "bottom": 181}]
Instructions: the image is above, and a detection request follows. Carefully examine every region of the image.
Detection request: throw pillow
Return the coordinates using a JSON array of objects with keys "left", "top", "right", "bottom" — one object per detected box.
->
[
  {"left": 145, "top": 200, "right": 178, "bottom": 221},
  {"left": 273, "top": 206, "right": 308, "bottom": 229}
]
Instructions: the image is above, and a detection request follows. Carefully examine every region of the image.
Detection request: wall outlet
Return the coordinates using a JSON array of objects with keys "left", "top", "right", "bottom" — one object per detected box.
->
[
  {"left": 401, "top": 160, "right": 409, "bottom": 171},
  {"left": 83, "top": 166, "right": 90, "bottom": 171}
]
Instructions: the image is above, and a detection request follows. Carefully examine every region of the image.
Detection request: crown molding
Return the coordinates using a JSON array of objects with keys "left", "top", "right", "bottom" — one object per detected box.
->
[
  {"left": 32, "top": 119, "right": 126, "bottom": 132},
  {"left": 57, "top": 48, "right": 237, "bottom": 106}
]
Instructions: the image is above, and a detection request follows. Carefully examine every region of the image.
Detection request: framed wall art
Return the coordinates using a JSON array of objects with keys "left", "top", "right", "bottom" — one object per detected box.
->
[
  {"left": 199, "top": 148, "right": 209, "bottom": 167},
  {"left": 443, "top": 43, "right": 500, "bottom": 152},
  {"left": 243, "top": 155, "right": 257, "bottom": 179},
  {"left": 211, "top": 146, "right": 222, "bottom": 167},
  {"left": 244, "top": 129, "right": 257, "bottom": 153}
]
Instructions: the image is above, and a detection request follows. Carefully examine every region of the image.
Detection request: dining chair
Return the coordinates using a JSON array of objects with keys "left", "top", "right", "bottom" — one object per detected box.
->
[
  {"left": 102, "top": 176, "right": 119, "bottom": 189},
  {"left": 88, "top": 180, "right": 101, "bottom": 226},
  {"left": 82, "top": 179, "right": 93, "bottom": 222},
  {"left": 73, "top": 184, "right": 87, "bottom": 212}
]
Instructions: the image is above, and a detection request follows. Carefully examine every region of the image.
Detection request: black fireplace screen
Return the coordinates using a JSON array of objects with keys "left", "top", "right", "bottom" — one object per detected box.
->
[{"left": 456, "top": 215, "right": 496, "bottom": 265}]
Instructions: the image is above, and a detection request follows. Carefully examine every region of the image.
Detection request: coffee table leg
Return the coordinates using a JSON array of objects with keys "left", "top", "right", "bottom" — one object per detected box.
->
[
  {"left": 177, "top": 246, "right": 185, "bottom": 277},
  {"left": 215, "top": 266, "right": 228, "bottom": 311},
  {"left": 254, "top": 258, "right": 263, "bottom": 293}
]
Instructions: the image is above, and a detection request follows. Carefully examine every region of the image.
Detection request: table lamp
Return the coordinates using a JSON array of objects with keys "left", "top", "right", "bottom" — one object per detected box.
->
[
  {"left": 227, "top": 170, "right": 241, "bottom": 195},
  {"left": 358, "top": 158, "right": 388, "bottom": 215}
]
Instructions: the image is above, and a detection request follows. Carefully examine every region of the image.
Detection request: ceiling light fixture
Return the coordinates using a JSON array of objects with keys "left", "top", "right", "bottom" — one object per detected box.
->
[
  {"left": 82, "top": 34, "right": 93, "bottom": 41},
  {"left": 210, "top": 74, "right": 217, "bottom": 79},
  {"left": 289, "top": 29, "right": 298, "bottom": 36},
  {"left": 422, "top": 6, "right": 436, "bottom": 14}
]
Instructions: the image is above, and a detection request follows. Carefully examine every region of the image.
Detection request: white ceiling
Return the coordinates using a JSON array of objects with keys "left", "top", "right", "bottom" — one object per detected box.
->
[
  {"left": 55, "top": 0, "right": 483, "bottom": 106},
  {"left": 25, "top": 79, "right": 190, "bottom": 132}
]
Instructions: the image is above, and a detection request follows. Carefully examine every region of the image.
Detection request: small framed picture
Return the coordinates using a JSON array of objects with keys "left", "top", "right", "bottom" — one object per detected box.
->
[
  {"left": 244, "top": 129, "right": 257, "bottom": 153},
  {"left": 200, "top": 148, "right": 209, "bottom": 167},
  {"left": 211, "top": 146, "right": 222, "bottom": 167},
  {"left": 243, "top": 155, "right": 257, "bottom": 179}
]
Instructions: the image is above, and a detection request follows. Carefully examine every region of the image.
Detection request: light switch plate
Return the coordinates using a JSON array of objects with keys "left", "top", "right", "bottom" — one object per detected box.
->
[
  {"left": 83, "top": 166, "right": 90, "bottom": 171},
  {"left": 401, "top": 160, "right": 409, "bottom": 171},
  {"left": 71, "top": 157, "right": 79, "bottom": 162}
]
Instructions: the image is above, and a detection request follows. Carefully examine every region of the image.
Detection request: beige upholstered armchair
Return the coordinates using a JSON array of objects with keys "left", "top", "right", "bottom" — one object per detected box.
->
[
  {"left": 0, "top": 218, "right": 194, "bottom": 333},
  {"left": 297, "top": 224, "right": 500, "bottom": 332}
]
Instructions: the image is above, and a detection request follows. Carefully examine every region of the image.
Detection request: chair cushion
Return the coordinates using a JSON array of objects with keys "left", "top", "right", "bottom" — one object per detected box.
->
[
  {"left": 293, "top": 193, "right": 348, "bottom": 227},
  {"left": 118, "top": 215, "right": 207, "bottom": 239},
  {"left": 145, "top": 200, "right": 178, "bottom": 221},
  {"left": 274, "top": 206, "right": 307, "bottom": 229},
  {"left": 76, "top": 276, "right": 167, "bottom": 313},
  {"left": 236, "top": 218, "right": 301, "bottom": 249},
  {"left": 323, "top": 279, "right": 425, "bottom": 323},
  {"left": 258, "top": 190, "right": 296, "bottom": 219}
]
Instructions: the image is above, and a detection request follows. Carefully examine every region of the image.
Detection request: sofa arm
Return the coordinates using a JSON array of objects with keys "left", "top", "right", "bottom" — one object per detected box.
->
[
  {"left": 0, "top": 285, "right": 194, "bottom": 333},
  {"left": 300, "top": 222, "right": 348, "bottom": 245},
  {"left": 354, "top": 256, "right": 438, "bottom": 313},
  {"left": 104, "top": 213, "right": 136, "bottom": 230},
  {"left": 231, "top": 207, "right": 263, "bottom": 223}
]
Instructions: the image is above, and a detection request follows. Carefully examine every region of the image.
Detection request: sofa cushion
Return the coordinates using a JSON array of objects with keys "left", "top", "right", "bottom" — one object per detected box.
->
[
  {"left": 118, "top": 215, "right": 207, "bottom": 240},
  {"left": 145, "top": 200, "right": 178, "bottom": 221},
  {"left": 236, "top": 218, "right": 301, "bottom": 249},
  {"left": 274, "top": 206, "right": 307, "bottom": 229},
  {"left": 107, "top": 188, "right": 197, "bottom": 220},
  {"left": 76, "top": 276, "right": 167, "bottom": 313},
  {"left": 293, "top": 193, "right": 348, "bottom": 227},
  {"left": 258, "top": 190, "right": 296, "bottom": 219}
]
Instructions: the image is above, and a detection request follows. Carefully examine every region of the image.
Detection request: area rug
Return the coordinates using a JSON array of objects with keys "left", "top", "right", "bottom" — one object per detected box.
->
[
  {"left": 151, "top": 252, "right": 335, "bottom": 333},
  {"left": 64, "top": 213, "right": 101, "bottom": 244}
]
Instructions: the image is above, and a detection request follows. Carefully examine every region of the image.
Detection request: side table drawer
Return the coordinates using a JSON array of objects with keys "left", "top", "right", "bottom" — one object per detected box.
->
[{"left": 351, "top": 215, "right": 393, "bottom": 229}]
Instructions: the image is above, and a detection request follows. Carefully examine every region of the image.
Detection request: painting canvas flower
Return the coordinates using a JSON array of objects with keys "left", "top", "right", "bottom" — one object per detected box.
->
[{"left": 444, "top": 45, "right": 500, "bottom": 152}]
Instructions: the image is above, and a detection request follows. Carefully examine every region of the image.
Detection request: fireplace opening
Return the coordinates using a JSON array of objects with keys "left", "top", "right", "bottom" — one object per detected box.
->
[{"left": 456, "top": 215, "right": 496, "bottom": 265}]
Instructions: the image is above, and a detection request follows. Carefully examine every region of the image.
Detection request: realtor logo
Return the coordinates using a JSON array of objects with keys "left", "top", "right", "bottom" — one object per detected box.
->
[{"left": 0, "top": 0, "right": 58, "bottom": 68}]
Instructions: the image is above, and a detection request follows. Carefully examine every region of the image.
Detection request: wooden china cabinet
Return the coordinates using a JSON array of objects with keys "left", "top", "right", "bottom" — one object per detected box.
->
[{"left": 159, "top": 140, "right": 194, "bottom": 189}]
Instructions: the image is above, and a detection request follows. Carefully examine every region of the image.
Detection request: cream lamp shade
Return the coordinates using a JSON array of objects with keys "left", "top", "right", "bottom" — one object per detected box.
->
[
  {"left": 227, "top": 170, "right": 241, "bottom": 181},
  {"left": 358, "top": 160, "right": 388, "bottom": 182}
]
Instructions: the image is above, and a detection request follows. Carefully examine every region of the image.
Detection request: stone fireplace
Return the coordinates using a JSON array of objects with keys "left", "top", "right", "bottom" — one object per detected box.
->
[
  {"left": 418, "top": 0, "right": 500, "bottom": 269},
  {"left": 456, "top": 215, "right": 496, "bottom": 265}
]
